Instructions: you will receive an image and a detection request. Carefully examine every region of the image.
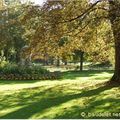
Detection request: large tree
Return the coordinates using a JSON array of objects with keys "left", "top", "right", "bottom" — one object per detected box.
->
[
  {"left": 109, "top": 0, "right": 120, "bottom": 82},
  {"left": 70, "top": 0, "right": 120, "bottom": 82},
  {"left": 0, "top": 0, "right": 26, "bottom": 63},
  {"left": 44, "top": 0, "right": 119, "bottom": 82}
]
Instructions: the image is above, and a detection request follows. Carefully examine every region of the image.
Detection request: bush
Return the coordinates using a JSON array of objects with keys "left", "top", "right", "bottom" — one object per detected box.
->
[
  {"left": 0, "top": 63, "right": 61, "bottom": 80},
  {"left": 0, "top": 63, "right": 49, "bottom": 75}
]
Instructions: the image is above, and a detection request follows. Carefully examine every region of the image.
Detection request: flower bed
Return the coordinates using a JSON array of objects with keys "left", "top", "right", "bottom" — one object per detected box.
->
[{"left": 0, "top": 72, "right": 61, "bottom": 80}]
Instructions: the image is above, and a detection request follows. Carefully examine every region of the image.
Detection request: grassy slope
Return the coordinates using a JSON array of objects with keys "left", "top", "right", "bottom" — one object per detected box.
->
[{"left": 0, "top": 70, "right": 119, "bottom": 119}]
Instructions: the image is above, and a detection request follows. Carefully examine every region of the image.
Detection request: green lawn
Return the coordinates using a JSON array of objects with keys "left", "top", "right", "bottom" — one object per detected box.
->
[{"left": 0, "top": 70, "right": 120, "bottom": 119}]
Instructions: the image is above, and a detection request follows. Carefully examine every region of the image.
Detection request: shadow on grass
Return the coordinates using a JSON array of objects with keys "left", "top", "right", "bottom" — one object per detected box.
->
[
  {"left": 56, "top": 98, "right": 120, "bottom": 119},
  {"left": 0, "top": 80, "right": 40, "bottom": 85},
  {"left": 62, "top": 70, "right": 113, "bottom": 80},
  {"left": 0, "top": 83, "right": 119, "bottom": 119}
]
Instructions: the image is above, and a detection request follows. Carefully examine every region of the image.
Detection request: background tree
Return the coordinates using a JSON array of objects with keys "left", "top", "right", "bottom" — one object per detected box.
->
[{"left": 0, "top": 0, "right": 26, "bottom": 63}]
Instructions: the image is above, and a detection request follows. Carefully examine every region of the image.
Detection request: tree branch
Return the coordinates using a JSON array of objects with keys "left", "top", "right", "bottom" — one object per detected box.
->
[
  {"left": 67, "top": 15, "right": 108, "bottom": 37},
  {"left": 60, "top": 1, "right": 100, "bottom": 23}
]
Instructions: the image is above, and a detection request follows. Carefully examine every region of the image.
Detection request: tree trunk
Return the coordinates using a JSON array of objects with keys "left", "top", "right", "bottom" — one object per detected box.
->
[
  {"left": 64, "top": 60, "right": 67, "bottom": 65},
  {"left": 4, "top": 48, "right": 9, "bottom": 61},
  {"left": 16, "top": 50, "right": 21, "bottom": 63},
  {"left": 109, "top": 1, "right": 120, "bottom": 83},
  {"left": 56, "top": 57, "right": 60, "bottom": 67},
  {"left": 50, "top": 57, "right": 54, "bottom": 65},
  {"left": 79, "top": 51, "right": 84, "bottom": 71}
]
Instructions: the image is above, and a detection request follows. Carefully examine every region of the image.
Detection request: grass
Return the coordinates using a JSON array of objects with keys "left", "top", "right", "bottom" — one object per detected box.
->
[{"left": 0, "top": 70, "right": 120, "bottom": 119}]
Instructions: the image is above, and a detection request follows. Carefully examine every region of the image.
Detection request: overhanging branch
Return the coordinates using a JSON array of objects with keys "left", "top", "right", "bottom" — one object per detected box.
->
[{"left": 60, "top": 1, "right": 100, "bottom": 23}]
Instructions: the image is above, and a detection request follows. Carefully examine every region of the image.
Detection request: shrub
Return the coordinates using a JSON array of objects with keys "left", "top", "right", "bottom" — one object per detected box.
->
[
  {"left": 0, "top": 63, "right": 49, "bottom": 75},
  {"left": 0, "top": 63, "right": 61, "bottom": 80},
  {"left": 0, "top": 51, "right": 9, "bottom": 68}
]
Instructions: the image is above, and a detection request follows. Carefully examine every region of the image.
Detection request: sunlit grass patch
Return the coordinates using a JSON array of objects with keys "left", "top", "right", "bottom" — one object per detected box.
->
[{"left": 0, "top": 70, "right": 119, "bottom": 119}]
